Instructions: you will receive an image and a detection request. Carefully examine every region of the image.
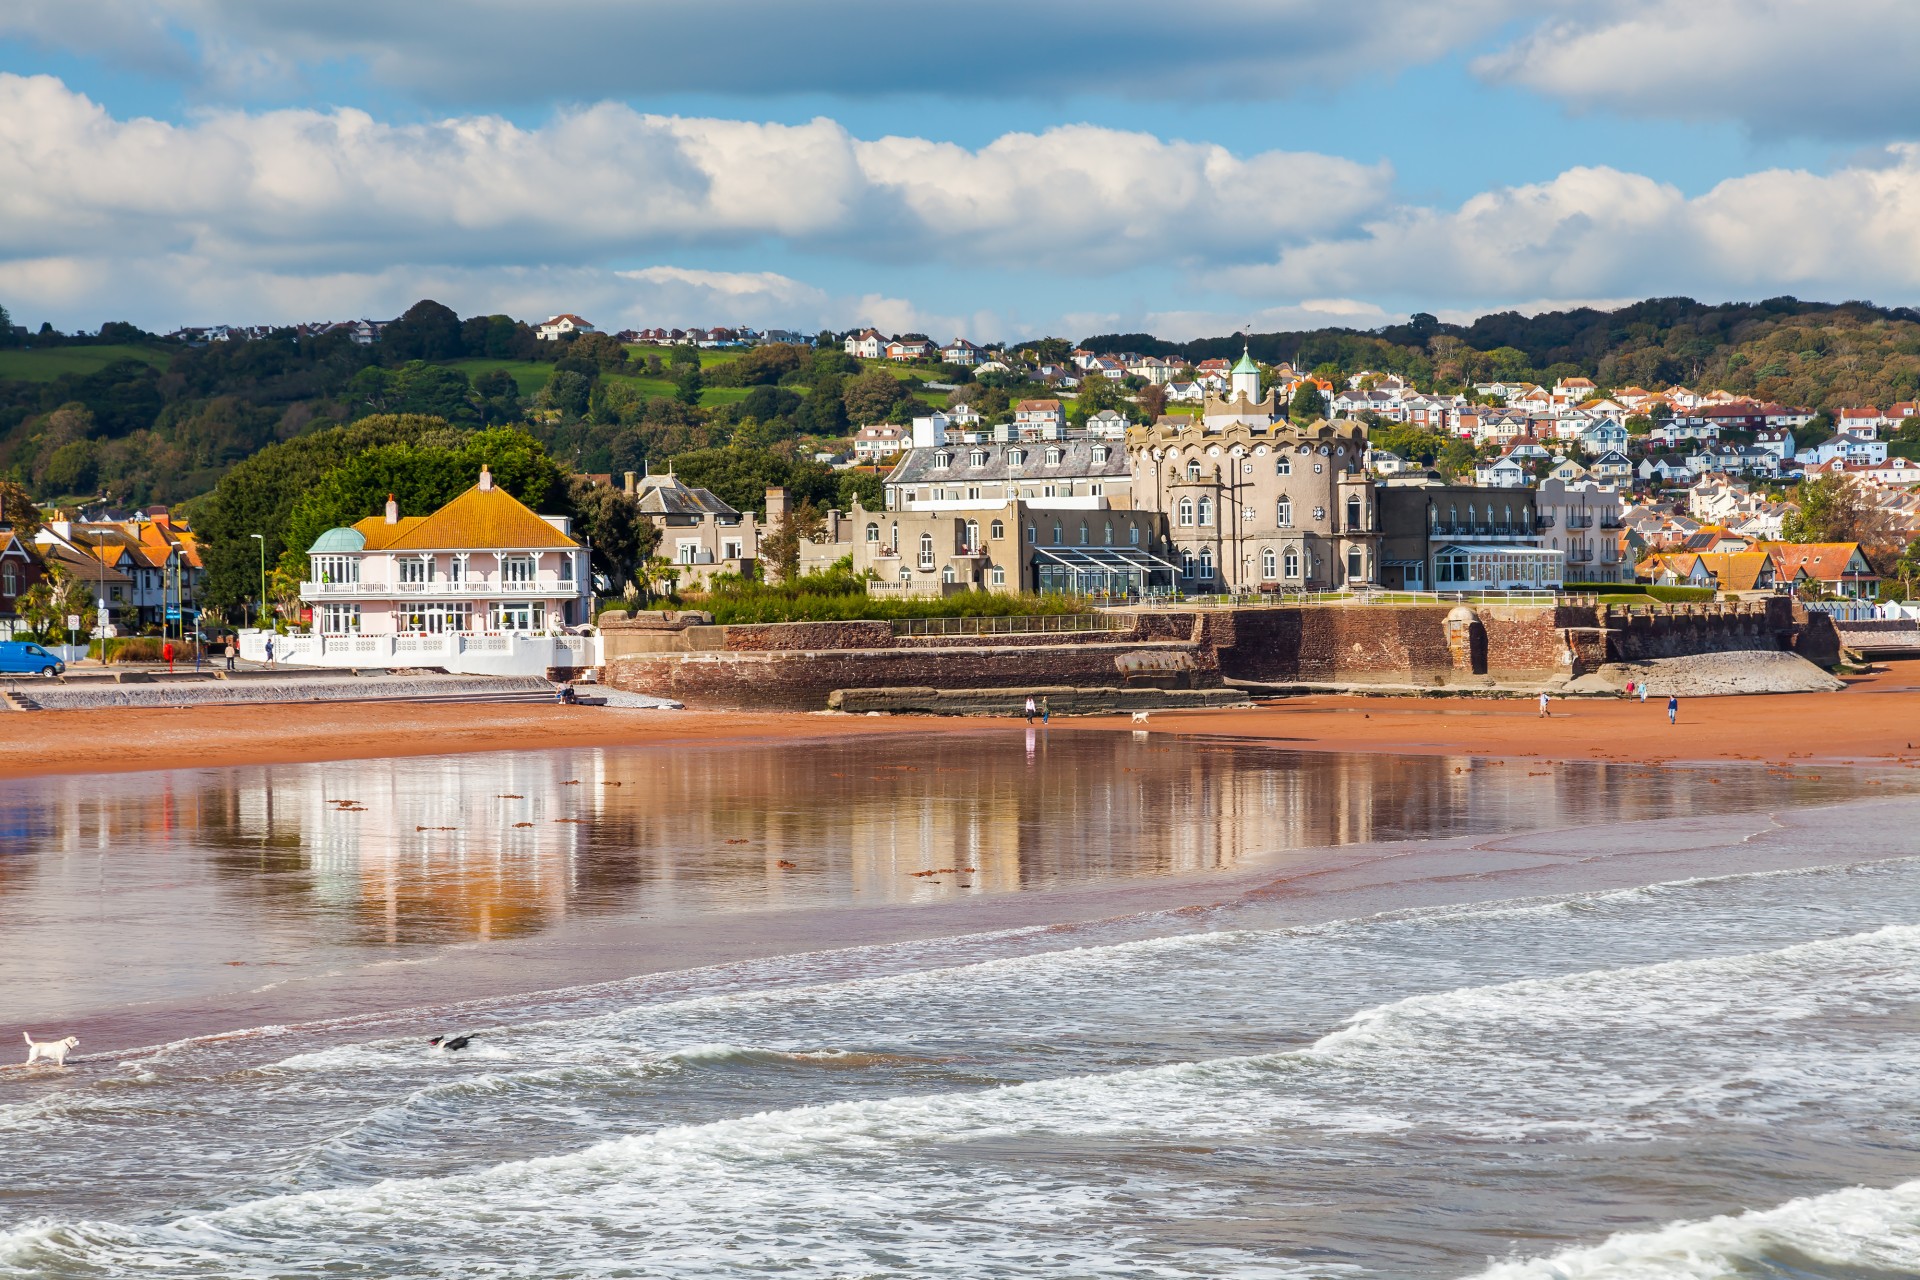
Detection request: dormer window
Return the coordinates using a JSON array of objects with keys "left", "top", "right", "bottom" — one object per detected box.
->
[
  {"left": 969, "top": 450, "right": 987, "bottom": 467},
  {"left": 1009, "top": 448, "right": 1026, "bottom": 466},
  {"left": 1045, "top": 447, "right": 1061, "bottom": 465},
  {"left": 1092, "top": 445, "right": 1109, "bottom": 463},
  {"left": 934, "top": 451, "right": 952, "bottom": 469}
]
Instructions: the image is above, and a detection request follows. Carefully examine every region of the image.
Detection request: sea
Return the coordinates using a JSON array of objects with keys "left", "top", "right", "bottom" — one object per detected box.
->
[{"left": 2, "top": 730, "right": 1919, "bottom": 1278}]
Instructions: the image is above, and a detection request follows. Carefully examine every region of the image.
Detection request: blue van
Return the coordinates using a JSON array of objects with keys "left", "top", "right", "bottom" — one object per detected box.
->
[{"left": 0, "top": 641, "right": 64, "bottom": 677}]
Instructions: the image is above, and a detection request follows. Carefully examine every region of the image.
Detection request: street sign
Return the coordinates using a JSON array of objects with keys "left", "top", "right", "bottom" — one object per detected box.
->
[
  {"left": 165, "top": 606, "right": 181, "bottom": 620},
  {"left": 66, "top": 614, "right": 80, "bottom": 631}
]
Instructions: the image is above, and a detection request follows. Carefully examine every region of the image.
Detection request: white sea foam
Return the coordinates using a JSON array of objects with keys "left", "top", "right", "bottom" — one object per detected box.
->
[
  {"left": 8, "top": 923, "right": 1919, "bottom": 1277},
  {"left": 1464, "top": 1178, "right": 1920, "bottom": 1278}
]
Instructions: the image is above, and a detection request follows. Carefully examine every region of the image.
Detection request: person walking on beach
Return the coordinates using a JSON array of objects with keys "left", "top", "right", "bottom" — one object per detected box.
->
[
  {"left": 1639, "top": 683, "right": 1649, "bottom": 705},
  {"left": 1667, "top": 694, "right": 1678, "bottom": 725},
  {"left": 1024, "top": 694, "right": 1036, "bottom": 725},
  {"left": 1537, "top": 691, "right": 1550, "bottom": 718},
  {"left": 264, "top": 635, "right": 275, "bottom": 670},
  {"left": 1040, "top": 696, "right": 1050, "bottom": 725},
  {"left": 162, "top": 639, "right": 175, "bottom": 674},
  {"left": 224, "top": 641, "right": 236, "bottom": 672}
]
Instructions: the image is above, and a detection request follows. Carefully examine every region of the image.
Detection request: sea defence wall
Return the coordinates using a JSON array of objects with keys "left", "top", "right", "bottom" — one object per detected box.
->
[{"left": 596, "top": 599, "right": 1837, "bottom": 711}]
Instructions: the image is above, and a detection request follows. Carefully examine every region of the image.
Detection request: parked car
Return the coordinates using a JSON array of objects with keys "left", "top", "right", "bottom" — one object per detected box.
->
[{"left": 0, "top": 641, "right": 64, "bottom": 677}]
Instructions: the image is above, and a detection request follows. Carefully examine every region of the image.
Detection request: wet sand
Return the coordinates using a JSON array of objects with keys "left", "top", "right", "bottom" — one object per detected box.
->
[{"left": 5, "top": 661, "right": 1919, "bottom": 781}]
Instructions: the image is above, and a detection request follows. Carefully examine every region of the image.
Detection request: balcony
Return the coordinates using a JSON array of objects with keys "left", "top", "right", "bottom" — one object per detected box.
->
[
  {"left": 1535, "top": 515, "right": 1556, "bottom": 529},
  {"left": 1431, "top": 524, "right": 1534, "bottom": 541},
  {"left": 301, "top": 577, "right": 578, "bottom": 601},
  {"left": 1566, "top": 516, "right": 1595, "bottom": 529}
]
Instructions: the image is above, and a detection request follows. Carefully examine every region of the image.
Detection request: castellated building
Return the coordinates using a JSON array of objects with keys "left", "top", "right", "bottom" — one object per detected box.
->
[{"left": 1127, "top": 350, "right": 1379, "bottom": 593}]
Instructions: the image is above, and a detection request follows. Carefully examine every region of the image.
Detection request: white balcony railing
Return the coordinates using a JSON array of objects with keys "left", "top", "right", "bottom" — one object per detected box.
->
[{"left": 301, "top": 578, "right": 578, "bottom": 601}]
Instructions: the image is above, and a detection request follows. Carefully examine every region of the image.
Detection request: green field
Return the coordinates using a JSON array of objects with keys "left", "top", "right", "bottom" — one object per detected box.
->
[
  {"left": 448, "top": 356, "right": 757, "bottom": 406},
  {"left": 0, "top": 345, "right": 172, "bottom": 381}
]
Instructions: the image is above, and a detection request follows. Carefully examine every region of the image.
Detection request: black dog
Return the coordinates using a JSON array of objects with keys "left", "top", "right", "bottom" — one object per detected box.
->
[{"left": 429, "top": 1035, "right": 473, "bottom": 1051}]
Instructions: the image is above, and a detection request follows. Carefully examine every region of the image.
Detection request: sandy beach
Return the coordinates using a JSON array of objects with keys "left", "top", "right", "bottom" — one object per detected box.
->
[{"left": 5, "top": 660, "right": 1919, "bottom": 780}]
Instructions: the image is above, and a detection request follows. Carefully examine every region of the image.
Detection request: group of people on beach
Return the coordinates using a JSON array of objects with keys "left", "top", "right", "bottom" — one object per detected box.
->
[
  {"left": 1538, "top": 684, "right": 1679, "bottom": 724},
  {"left": 1023, "top": 695, "right": 1049, "bottom": 725}
]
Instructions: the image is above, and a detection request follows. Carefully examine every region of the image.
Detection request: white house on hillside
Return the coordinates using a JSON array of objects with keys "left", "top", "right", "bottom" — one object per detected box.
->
[{"left": 536, "top": 314, "right": 597, "bottom": 341}]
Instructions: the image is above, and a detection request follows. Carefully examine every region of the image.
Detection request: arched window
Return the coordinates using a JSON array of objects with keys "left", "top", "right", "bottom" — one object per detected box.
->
[
  {"left": 1052, "top": 524, "right": 1063, "bottom": 545},
  {"left": 1346, "top": 496, "right": 1362, "bottom": 530},
  {"left": 1079, "top": 522, "right": 1089, "bottom": 545},
  {"left": 989, "top": 519, "right": 1005, "bottom": 540},
  {"left": 964, "top": 520, "right": 980, "bottom": 550},
  {"left": 1261, "top": 547, "right": 1277, "bottom": 579},
  {"left": 1276, "top": 456, "right": 1292, "bottom": 476},
  {"left": 1468, "top": 503, "right": 1477, "bottom": 526},
  {"left": 1503, "top": 504, "right": 1513, "bottom": 529},
  {"left": 990, "top": 565, "right": 1006, "bottom": 586},
  {"left": 1027, "top": 525, "right": 1037, "bottom": 544},
  {"left": 1129, "top": 526, "right": 1141, "bottom": 546},
  {"left": 1181, "top": 552, "right": 1196, "bottom": 578},
  {"left": 1347, "top": 547, "right": 1364, "bottom": 581},
  {"left": 1198, "top": 496, "right": 1214, "bottom": 526},
  {"left": 1198, "top": 547, "right": 1214, "bottom": 580},
  {"left": 918, "top": 532, "right": 935, "bottom": 570},
  {"left": 941, "top": 565, "right": 956, "bottom": 584},
  {"left": 1283, "top": 546, "right": 1301, "bottom": 579},
  {"left": 1186, "top": 458, "right": 1202, "bottom": 480},
  {"left": 1277, "top": 498, "right": 1293, "bottom": 527},
  {"left": 1178, "top": 497, "right": 1195, "bottom": 527},
  {"left": 1103, "top": 522, "right": 1114, "bottom": 545},
  {"left": 865, "top": 522, "right": 880, "bottom": 542}
]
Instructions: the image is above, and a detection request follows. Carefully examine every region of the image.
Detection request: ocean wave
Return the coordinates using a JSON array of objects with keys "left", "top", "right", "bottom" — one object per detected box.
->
[
  {"left": 7, "top": 924, "right": 1918, "bottom": 1276},
  {"left": 1463, "top": 1178, "right": 1920, "bottom": 1278}
]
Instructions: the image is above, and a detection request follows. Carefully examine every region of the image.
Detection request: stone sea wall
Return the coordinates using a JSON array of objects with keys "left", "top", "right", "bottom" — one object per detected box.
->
[{"left": 596, "top": 600, "right": 1835, "bottom": 711}]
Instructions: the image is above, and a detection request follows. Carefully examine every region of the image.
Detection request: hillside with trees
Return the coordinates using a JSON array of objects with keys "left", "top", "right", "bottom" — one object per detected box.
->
[{"left": 1084, "top": 296, "right": 1920, "bottom": 411}]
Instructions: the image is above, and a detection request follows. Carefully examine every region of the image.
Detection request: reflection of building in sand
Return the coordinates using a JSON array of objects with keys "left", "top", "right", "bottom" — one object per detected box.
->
[{"left": 14, "top": 739, "right": 1846, "bottom": 956}]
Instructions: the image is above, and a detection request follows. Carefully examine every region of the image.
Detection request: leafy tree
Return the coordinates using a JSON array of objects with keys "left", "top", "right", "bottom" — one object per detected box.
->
[
  {"left": 390, "top": 362, "right": 477, "bottom": 423},
  {"left": 196, "top": 415, "right": 454, "bottom": 607},
  {"left": 280, "top": 427, "right": 569, "bottom": 565},
  {"left": 381, "top": 299, "right": 464, "bottom": 362},
  {"left": 540, "top": 369, "right": 594, "bottom": 418},
  {"left": 1435, "top": 439, "right": 1476, "bottom": 482},
  {"left": 668, "top": 344, "right": 701, "bottom": 368},
  {"left": 0, "top": 300, "right": 14, "bottom": 348},
  {"left": 1073, "top": 375, "right": 1125, "bottom": 418},
  {"left": 42, "top": 440, "right": 97, "bottom": 494},
  {"left": 708, "top": 343, "right": 805, "bottom": 387},
  {"left": 0, "top": 479, "right": 43, "bottom": 535},
  {"left": 759, "top": 498, "right": 825, "bottom": 583},
  {"left": 1288, "top": 382, "right": 1325, "bottom": 422},
  {"left": 1137, "top": 384, "right": 1167, "bottom": 420},
  {"left": 674, "top": 363, "right": 705, "bottom": 407},
  {"left": 564, "top": 474, "right": 658, "bottom": 588},
  {"left": 1625, "top": 414, "right": 1654, "bottom": 436},
  {"left": 1782, "top": 473, "right": 1869, "bottom": 543},
  {"left": 836, "top": 469, "right": 884, "bottom": 512},
  {"left": 842, "top": 370, "right": 908, "bottom": 424}
]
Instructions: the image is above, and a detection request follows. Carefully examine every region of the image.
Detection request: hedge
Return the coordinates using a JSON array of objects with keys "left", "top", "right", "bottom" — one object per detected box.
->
[{"left": 88, "top": 637, "right": 206, "bottom": 663}]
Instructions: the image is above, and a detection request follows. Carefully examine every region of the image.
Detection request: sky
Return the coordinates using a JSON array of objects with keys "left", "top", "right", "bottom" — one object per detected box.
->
[{"left": 4, "top": 1, "right": 1920, "bottom": 342}]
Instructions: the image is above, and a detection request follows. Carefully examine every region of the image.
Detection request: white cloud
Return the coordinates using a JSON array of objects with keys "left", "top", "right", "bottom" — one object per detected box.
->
[
  {"left": 1, "top": 0, "right": 1532, "bottom": 104},
  {"left": 1475, "top": 0, "right": 1920, "bottom": 137},
  {"left": 0, "top": 75, "right": 1388, "bottom": 282},
  {"left": 1219, "top": 152, "right": 1920, "bottom": 309}
]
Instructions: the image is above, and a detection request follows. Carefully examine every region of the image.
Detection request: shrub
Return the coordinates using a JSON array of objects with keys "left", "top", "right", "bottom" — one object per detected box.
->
[
  {"left": 89, "top": 637, "right": 203, "bottom": 662},
  {"left": 651, "top": 566, "right": 1092, "bottom": 623}
]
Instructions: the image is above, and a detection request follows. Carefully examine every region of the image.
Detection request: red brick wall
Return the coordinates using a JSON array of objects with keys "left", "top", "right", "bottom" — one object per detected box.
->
[{"left": 603, "top": 640, "right": 1218, "bottom": 711}]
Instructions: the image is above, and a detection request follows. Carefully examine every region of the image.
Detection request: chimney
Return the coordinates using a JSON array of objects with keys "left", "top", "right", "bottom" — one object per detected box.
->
[
  {"left": 478, "top": 465, "right": 494, "bottom": 492},
  {"left": 385, "top": 494, "right": 398, "bottom": 524},
  {"left": 765, "top": 487, "right": 790, "bottom": 524},
  {"left": 623, "top": 470, "right": 637, "bottom": 496}
]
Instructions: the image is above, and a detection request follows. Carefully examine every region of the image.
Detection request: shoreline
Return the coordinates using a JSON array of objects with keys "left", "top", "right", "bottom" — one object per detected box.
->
[{"left": 5, "top": 660, "right": 1920, "bottom": 780}]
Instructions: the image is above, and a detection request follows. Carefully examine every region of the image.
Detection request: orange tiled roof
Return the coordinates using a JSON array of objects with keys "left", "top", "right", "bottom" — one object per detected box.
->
[
  {"left": 356, "top": 484, "right": 577, "bottom": 552},
  {"left": 1754, "top": 541, "right": 1873, "bottom": 581}
]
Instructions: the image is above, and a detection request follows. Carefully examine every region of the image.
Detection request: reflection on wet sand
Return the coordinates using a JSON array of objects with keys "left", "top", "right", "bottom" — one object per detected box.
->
[{"left": 6, "top": 733, "right": 1893, "bottom": 966}]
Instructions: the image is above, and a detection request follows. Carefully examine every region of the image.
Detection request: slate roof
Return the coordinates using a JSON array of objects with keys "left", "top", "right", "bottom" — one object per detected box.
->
[{"left": 887, "top": 440, "right": 1130, "bottom": 487}]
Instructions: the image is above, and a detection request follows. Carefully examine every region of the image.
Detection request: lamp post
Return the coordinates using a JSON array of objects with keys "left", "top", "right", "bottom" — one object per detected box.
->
[{"left": 250, "top": 534, "right": 266, "bottom": 635}]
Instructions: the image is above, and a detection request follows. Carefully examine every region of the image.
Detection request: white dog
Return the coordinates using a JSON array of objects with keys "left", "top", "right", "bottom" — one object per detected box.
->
[
  {"left": 23, "top": 1032, "right": 78, "bottom": 1068},
  {"left": 1130, "top": 711, "right": 1151, "bottom": 725}
]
